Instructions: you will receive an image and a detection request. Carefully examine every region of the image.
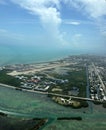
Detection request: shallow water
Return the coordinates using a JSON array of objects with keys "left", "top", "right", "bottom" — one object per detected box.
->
[
  {"left": 0, "top": 84, "right": 106, "bottom": 130},
  {"left": 0, "top": 85, "right": 90, "bottom": 118}
]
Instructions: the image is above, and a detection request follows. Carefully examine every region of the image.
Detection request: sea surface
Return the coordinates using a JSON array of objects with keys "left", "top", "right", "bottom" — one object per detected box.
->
[
  {"left": 0, "top": 85, "right": 90, "bottom": 118},
  {"left": 0, "top": 84, "right": 106, "bottom": 129},
  {"left": 0, "top": 44, "right": 106, "bottom": 66},
  {"left": 0, "top": 44, "right": 87, "bottom": 66}
]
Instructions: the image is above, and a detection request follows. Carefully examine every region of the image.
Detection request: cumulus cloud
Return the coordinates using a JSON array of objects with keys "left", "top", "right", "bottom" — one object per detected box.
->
[{"left": 11, "top": 0, "right": 66, "bottom": 45}]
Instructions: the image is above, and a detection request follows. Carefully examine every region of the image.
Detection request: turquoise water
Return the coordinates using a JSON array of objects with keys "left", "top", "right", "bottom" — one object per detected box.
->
[
  {"left": 0, "top": 84, "right": 106, "bottom": 130},
  {"left": 0, "top": 44, "right": 106, "bottom": 67},
  {"left": 0, "top": 85, "right": 90, "bottom": 118},
  {"left": 0, "top": 44, "right": 85, "bottom": 66}
]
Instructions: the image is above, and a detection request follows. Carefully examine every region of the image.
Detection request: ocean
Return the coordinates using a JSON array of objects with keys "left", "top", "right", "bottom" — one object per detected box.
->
[{"left": 0, "top": 44, "right": 83, "bottom": 66}]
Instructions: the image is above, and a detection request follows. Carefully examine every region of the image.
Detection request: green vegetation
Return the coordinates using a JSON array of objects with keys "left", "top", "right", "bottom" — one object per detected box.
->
[
  {"left": 72, "top": 99, "right": 88, "bottom": 108},
  {"left": 0, "top": 64, "right": 88, "bottom": 109},
  {"left": 0, "top": 70, "right": 20, "bottom": 87},
  {"left": 49, "top": 68, "right": 87, "bottom": 97},
  {"left": 67, "top": 69, "right": 86, "bottom": 97},
  {"left": 48, "top": 67, "right": 88, "bottom": 108}
]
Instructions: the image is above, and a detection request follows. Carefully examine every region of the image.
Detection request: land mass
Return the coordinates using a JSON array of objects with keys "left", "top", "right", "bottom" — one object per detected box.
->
[{"left": 0, "top": 54, "right": 106, "bottom": 108}]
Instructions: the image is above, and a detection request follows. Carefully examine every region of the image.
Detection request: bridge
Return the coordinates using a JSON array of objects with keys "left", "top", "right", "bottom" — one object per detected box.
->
[{"left": 0, "top": 82, "right": 98, "bottom": 102}]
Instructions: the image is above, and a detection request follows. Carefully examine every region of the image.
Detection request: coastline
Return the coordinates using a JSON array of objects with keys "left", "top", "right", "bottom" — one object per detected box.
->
[
  {"left": 0, "top": 54, "right": 106, "bottom": 119},
  {"left": 0, "top": 51, "right": 71, "bottom": 67}
]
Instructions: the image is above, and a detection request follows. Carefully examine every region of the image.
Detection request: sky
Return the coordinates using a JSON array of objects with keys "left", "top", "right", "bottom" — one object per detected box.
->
[{"left": 0, "top": 0, "right": 106, "bottom": 54}]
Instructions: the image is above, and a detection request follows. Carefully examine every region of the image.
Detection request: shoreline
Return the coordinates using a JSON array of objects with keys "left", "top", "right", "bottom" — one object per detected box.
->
[
  {"left": 0, "top": 53, "right": 70, "bottom": 67},
  {"left": 0, "top": 54, "right": 106, "bottom": 118},
  {"left": 0, "top": 83, "right": 97, "bottom": 102}
]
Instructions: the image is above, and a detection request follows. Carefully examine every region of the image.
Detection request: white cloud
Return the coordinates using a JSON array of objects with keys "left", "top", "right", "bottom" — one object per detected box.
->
[
  {"left": 11, "top": 0, "right": 66, "bottom": 45},
  {"left": 64, "top": 0, "right": 106, "bottom": 18},
  {"left": 64, "top": 19, "right": 95, "bottom": 26},
  {"left": 11, "top": 0, "right": 61, "bottom": 25},
  {"left": 64, "top": 0, "right": 106, "bottom": 37},
  {"left": 79, "top": 0, "right": 106, "bottom": 18},
  {"left": 65, "top": 21, "right": 80, "bottom": 25}
]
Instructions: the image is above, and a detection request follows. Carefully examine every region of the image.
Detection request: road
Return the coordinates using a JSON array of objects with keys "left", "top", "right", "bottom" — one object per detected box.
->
[
  {"left": 0, "top": 82, "right": 95, "bottom": 102},
  {"left": 86, "top": 65, "right": 90, "bottom": 99},
  {"left": 86, "top": 65, "right": 93, "bottom": 112},
  {"left": 92, "top": 63, "right": 106, "bottom": 95}
]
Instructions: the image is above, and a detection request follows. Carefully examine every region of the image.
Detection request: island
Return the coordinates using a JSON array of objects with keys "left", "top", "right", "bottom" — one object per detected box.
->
[{"left": 0, "top": 54, "right": 106, "bottom": 109}]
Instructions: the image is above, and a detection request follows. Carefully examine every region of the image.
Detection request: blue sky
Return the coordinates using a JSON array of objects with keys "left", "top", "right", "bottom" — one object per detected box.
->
[{"left": 0, "top": 0, "right": 106, "bottom": 54}]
